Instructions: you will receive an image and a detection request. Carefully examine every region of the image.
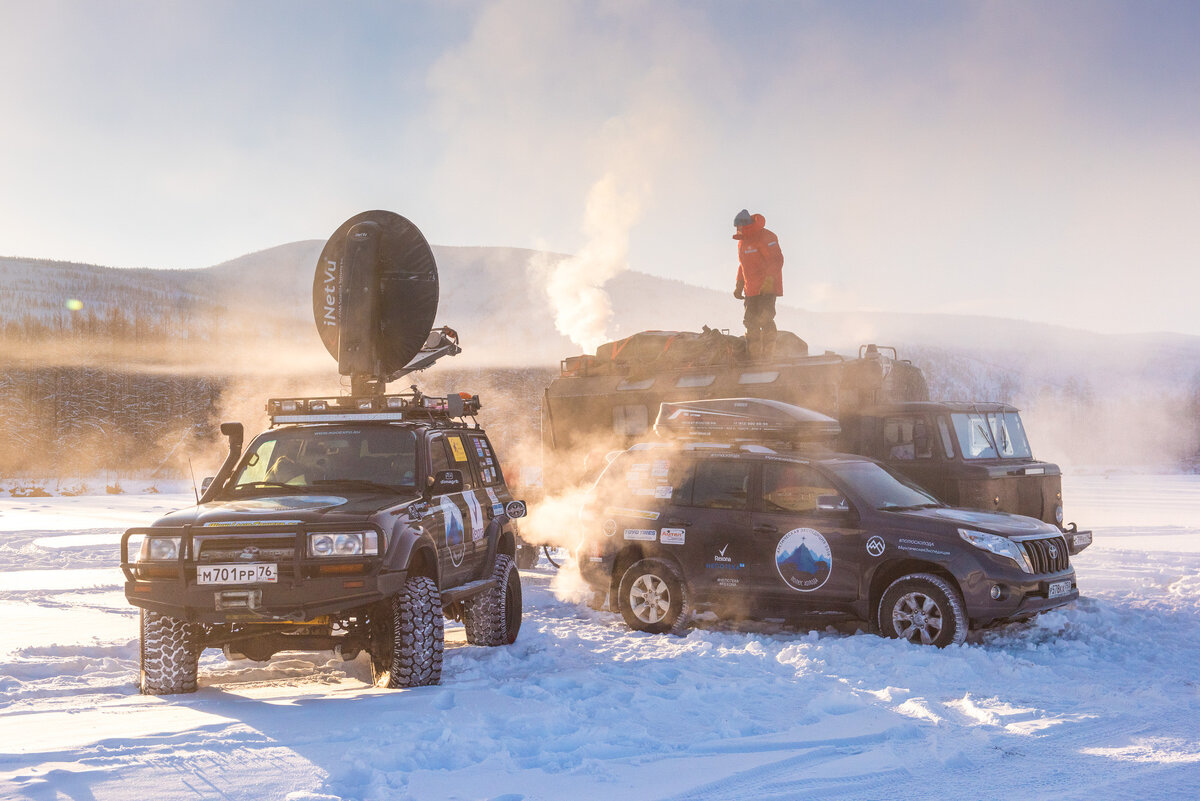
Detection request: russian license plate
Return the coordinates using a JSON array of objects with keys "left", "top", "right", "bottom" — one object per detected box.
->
[
  {"left": 1048, "top": 580, "right": 1072, "bottom": 599},
  {"left": 197, "top": 563, "right": 277, "bottom": 585}
]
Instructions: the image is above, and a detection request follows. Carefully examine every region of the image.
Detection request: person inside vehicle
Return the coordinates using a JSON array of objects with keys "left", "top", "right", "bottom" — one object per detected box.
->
[{"left": 733, "top": 209, "right": 784, "bottom": 361}]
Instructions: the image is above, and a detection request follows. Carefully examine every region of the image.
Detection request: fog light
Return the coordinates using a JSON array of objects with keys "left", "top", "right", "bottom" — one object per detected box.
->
[
  {"left": 281, "top": 400, "right": 298, "bottom": 412},
  {"left": 990, "top": 584, "right": 1003, "bottom": 600}
]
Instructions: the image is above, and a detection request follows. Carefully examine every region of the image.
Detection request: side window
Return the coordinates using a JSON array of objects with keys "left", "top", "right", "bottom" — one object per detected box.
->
[
  {"left": 690, "top": 459, "right": 751, "bottom": 510},
  {"left": 937, "top": 417, "right": 956, "bottom": 459},
  {"left": 882, "top": 416, "right": 933, "bottom": 460},
  {"left": 608, "top": 453, "right": 691, "bottom": 503},
  {"left": 429, "top": 437, "right": 453, "bottom": 491},
  {"left": 468, "top": 435, "right": 504, "bottom": 487},
  {"left": 761, "top": 463, "right": 839, "bottom": 513}
]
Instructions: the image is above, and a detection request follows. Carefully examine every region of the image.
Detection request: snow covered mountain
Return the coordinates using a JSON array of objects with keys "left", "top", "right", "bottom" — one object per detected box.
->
[{"left": 2, "top": 243, "right": 1198, "bottom": 468}]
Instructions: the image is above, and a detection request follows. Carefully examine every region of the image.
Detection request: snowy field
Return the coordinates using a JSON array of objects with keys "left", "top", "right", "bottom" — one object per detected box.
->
[{"left": 0, "top": 475, "right": 1198, "bottom": 801}]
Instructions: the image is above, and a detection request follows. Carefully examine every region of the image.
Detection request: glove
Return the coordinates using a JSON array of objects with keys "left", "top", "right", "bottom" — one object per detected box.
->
[{"left": 734, "top": 283, "right": 745, "bottom": 300}]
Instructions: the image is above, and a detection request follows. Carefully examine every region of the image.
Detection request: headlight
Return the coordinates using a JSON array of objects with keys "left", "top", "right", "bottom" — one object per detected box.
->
[
  {"left": 958, "top": 528, "right": 1033, "bottom": 573},
  {"left": 1054, "top": 505, "right": 1064, "bottom": 525},
  {"left": 308, "top": 531, "right": 380, "bottom": 558},
  {"left": 139, "top": 536, "right": 181, "bottom": 561}
]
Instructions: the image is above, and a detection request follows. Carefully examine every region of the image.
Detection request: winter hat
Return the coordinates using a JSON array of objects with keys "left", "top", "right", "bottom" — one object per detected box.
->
[{"left": 734, "top": 209, "right": 753, "bottom": 227}]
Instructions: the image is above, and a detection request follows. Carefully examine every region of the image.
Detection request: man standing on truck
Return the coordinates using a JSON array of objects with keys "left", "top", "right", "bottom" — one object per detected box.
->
[{"left": 733, "top": 209, "right": 784, "bottom": 360}]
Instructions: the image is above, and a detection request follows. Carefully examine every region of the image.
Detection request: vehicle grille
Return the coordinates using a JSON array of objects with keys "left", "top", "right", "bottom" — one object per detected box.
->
[
  {"left": 195, "top": 535, "right": 297, "bottom": 564},
  {"left": 1021, "top": 536, "right": 1069, "bottom": 574}
]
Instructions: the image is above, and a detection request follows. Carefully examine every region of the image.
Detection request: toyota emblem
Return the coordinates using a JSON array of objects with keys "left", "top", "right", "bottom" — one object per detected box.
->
[{"left": 1047, "top": 543, "right": 1058, "bottom": 559}]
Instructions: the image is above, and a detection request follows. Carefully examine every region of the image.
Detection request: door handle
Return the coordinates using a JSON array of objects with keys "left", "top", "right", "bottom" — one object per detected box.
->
[
  {"left": 666, "top": 518, "right": 691, "bottom": 526},
  {"left": 754, "top": 524, "right": 778, "bottom": 534}
]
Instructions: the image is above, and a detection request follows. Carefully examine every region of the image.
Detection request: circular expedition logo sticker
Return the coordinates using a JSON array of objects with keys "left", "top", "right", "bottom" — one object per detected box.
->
[{"left": 775, "top": 528, "right": 833, "bottom": 592}]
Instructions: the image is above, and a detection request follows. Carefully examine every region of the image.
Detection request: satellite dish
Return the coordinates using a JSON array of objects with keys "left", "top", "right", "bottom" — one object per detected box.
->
[{"left": 312, "top": 211, "right": 440, "bottom": 392}]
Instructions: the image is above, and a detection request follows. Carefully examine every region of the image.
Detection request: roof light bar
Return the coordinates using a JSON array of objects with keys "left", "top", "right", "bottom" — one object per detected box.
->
[{"left": 266, "top": 391, "right": 482, "bottom": 426}]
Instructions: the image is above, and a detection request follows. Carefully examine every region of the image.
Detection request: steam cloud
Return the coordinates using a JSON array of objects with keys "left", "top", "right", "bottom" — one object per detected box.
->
[{"left": 534, "top": 175, "right": 641, "bottom": 354}]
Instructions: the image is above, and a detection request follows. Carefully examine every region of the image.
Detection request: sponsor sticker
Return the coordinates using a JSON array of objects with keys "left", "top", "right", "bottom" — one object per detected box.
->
[
  {"left": 898, "top": 537, "right": 950, "bottom": 557},
  {"left": 660, "top": 527, "right": 686, "bottom": 545},
  {"left": 485, "top": 488, "right": 504, "bottom": 516},
  {"left": 203, "top": 519, "right": 304, "bottom": 527},
  {"left": 775, "top": 528, "right": 833, "bottom": 592},
  {"left": 604, "top": 507, "right": 660, "bottom": 521},
  {"left": 464, "top": 491, "right": 485, "bottom": 541},
  {"left": 602, "top": 519, "right": 618, "bottom": 536},
  {"left": 866, "top": 536, "right": 886, "bottom": 557},
  {"left": 654, "top": 486, "right": 674, "bottom": 499},
  {"left": 447, "top": 436, "right": 468, "bottom": 462},
  {"left": 623, "top": 528, "right": 657, "bottom": 542}
]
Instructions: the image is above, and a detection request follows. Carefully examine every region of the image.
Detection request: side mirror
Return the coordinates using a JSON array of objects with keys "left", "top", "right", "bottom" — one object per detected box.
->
[
  {"left": 201, "top": 476, "right": 214, "bottom": 493},
  {"left": 816, "top": 494, "right": 850, "bottom": 513},
  {"left": 431, "top": 469, "right": 464, "bottom": 495}
]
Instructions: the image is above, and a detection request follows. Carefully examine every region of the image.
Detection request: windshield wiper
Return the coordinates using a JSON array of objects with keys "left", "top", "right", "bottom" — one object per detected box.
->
[
  {"left": 313, "top": 479, "right": 405, "bottom": 494},
  {"left": 878, "top": 502, "right": 942, "bottom": 512}
]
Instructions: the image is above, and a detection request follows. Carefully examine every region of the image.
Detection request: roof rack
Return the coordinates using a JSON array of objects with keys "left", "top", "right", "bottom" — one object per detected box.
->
[{"left": 267, "top": 387, "right": 481, "bottom": 426}]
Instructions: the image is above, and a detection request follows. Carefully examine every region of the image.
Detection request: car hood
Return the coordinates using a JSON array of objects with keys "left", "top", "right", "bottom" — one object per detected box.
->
[
  {"left": 898, "top": 506, "right": 1060, "bottom": 538},
  {"left": 151, "top": 492, "right": 418, "bottom": 528}
]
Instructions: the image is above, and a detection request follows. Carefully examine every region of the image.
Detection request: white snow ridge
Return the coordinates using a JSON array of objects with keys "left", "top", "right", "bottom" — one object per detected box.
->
[{"left": 1, "top": 476, "right": 1199, "bottom": 800}]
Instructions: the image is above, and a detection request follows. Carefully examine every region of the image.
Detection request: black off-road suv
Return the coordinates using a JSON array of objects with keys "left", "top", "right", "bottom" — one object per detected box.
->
[
  {"left": 121, "top": 390, "right": 527, "bottom": 693},
  {"left": 577, "top": 398, "right": 1079, "bottom": 646}
]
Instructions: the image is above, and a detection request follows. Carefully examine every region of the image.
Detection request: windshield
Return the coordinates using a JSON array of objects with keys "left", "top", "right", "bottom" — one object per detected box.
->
[
  {"left": 229, "top": 427, "right": 418, "bottom": 493},
  {"left": 950, "top": 412, "right": 1032, "bottom": 460},
  {"left": 824, "top": 461, "right": 942, "bottom": 511}
]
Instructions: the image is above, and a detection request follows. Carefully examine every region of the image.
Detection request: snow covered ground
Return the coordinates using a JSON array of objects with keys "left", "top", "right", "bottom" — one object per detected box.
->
[{"left": 0, "top": 474, "right": 1198, "bottom": 801}]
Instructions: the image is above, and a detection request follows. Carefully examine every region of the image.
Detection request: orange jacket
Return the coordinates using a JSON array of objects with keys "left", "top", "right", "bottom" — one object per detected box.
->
[{"left": 734, "top": 214, "right": 783, "bottom": 296}]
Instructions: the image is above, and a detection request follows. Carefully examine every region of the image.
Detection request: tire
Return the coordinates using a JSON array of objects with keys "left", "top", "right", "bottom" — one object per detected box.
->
[
  {"left": 372, "top": 576, "right": 445, "bottom": 688},
  {"left": 617, "top": 558, "right": 690, "bottom": 636},
  {"left": 462, "top": 554, "right": 523, "bottom": 646},
  {"left": 140, "top": 609, "right": 202, "bottom": 695},
  {"left": 515, "top": 544, "right": 539, "bottom": 570},
  {"left": 877, "top": 573, "right": 967, "bottom": 647}
]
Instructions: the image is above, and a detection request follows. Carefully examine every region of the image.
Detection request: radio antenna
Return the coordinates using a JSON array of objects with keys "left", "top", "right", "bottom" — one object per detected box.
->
[{"left": 188, "top": 458, "right": 200, "bottom": 505}]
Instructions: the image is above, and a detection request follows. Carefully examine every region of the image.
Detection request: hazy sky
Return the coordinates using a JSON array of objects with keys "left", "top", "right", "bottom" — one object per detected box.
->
[{"left": 1, "top": 1, "right": 1198, "bottom": 336}]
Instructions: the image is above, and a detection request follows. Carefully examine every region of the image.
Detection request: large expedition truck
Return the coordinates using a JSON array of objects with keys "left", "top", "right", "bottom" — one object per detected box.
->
[{"left": 543, "top": 329, "right": 1091, "bottom": 555}]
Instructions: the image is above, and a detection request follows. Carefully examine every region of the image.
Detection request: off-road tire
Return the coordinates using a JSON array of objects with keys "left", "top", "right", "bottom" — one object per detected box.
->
[
  {"left": 877, "top": 573, "right": 967, "bottom": 647},
  {"left": 617, "top": 558, "right": 690, "bottom": 636},
  {"left": 462, "top": 554, "right": 522, "bottom": 646},
  {"left": 140, "top": 609, "right": 202, "bottom": 695},
  {"left": 373, "top": 576, "right": 445, "bottom": 688}
]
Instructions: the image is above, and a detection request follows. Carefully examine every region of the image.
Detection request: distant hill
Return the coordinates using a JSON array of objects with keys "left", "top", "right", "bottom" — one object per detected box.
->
[{"left": 2, "top": 243, "right": 1198, "bottom": 468}]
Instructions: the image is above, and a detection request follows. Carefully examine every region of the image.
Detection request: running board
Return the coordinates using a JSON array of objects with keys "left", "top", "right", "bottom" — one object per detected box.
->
[{"left": 441, "top": 578, "right": 497, "bottom": 605}]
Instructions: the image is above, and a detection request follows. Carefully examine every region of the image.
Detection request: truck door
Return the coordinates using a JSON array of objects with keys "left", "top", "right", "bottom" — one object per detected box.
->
[
  {"left": 752, "top": 461, "right": 866, "bottom": 606},
  {"left": 879, "top": 414, "right": 954, "bottom": 503},
  {"left": 682, "top": 457, "right": 759, "bottom": 600},
  {"left": 428, "top": 434, "right": 476, "bottom": 587}
]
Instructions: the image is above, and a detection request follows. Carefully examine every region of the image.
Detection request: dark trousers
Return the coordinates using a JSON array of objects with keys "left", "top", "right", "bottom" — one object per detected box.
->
[
  {"left": 743, "top": 294, "right": 777, "bottom": 335},
  {"left": 743, "top": 294, "right": 777, "bottom": 359}
]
